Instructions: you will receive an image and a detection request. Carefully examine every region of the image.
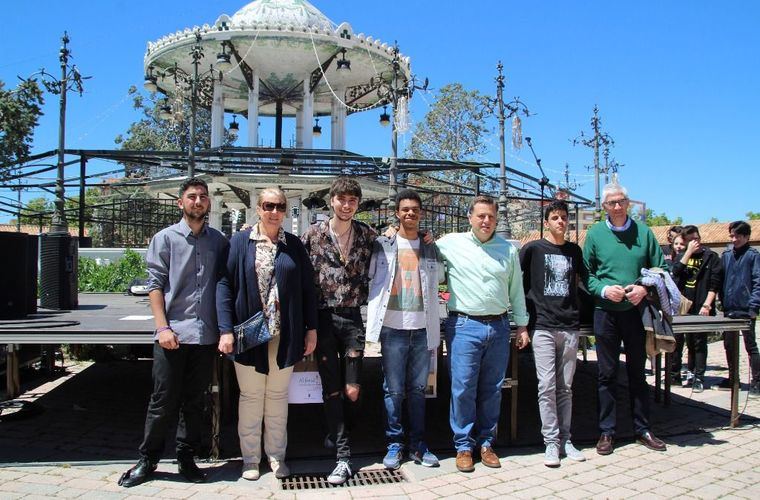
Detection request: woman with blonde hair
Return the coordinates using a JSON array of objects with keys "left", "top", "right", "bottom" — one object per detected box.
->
[{"left": 217, "top": 187, "right": 318, "bottom": 480}]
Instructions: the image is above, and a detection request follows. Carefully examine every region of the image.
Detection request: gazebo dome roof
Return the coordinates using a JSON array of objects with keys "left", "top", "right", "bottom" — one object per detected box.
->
[{"left": 230, "top": 0, "right": 335, "bottom": 31}]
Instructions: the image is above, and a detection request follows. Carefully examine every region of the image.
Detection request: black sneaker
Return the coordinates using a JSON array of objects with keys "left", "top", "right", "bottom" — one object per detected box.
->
[{"left": 692, "top": 379, "right": 704, "bottom": 393}]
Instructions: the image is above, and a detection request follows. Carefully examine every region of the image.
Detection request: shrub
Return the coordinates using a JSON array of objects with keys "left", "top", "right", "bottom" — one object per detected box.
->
[{"left": 78, "top": 249, "right": 147, "bottom": 292}]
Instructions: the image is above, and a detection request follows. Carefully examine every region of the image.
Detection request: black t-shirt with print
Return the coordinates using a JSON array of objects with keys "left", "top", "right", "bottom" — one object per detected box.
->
[{"left": 519, "top": 238, "right": 585, "bottom": 330}]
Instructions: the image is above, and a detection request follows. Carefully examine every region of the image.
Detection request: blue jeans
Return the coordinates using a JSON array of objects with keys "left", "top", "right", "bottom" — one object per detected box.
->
[
  {"left": 380, "top": 326, "right": 430, "bottom": 450},
  {"left": 446, "top": 315, "right": 510, "bottom": 452}
]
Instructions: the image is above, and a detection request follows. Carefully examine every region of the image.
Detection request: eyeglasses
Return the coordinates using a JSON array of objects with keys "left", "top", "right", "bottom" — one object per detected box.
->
[
  {"left": 261, "top": 202, "right": 287, "bottom": 212},
  {"left": 604, "top": 198, "right": 629, "bottom": 207}
]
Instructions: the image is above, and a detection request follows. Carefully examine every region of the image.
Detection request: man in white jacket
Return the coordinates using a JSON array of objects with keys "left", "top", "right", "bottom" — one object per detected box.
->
[{"left": 367, "top": 189, "right": 442, "bottom": 470}]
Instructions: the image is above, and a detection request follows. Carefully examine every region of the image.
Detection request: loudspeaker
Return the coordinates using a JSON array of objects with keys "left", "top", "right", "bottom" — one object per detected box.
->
[
  {"left": 0, "top": 232, "right": 38, "bottom": 319},
  {"left": 39, "top": 233, "right": 78, "bottom": 310}
]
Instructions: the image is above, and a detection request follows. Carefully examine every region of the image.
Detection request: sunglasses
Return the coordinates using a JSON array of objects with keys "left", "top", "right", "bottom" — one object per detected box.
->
[{"left": 261, "top": 202, "right": 287, "bottom": 213}]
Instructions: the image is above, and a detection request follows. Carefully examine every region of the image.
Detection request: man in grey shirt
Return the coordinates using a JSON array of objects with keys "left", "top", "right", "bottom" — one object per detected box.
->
[{"left": 120, "top": 178, "right": 231, "bottom": 488}]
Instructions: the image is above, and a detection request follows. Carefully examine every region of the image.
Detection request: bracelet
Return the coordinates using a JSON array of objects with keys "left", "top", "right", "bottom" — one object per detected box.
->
[
  {"left": 155, "top": 325, "right": 172, "bottom": 334},
  {"left": 701, "top": 304, "right": 710, "bottom": 308}
]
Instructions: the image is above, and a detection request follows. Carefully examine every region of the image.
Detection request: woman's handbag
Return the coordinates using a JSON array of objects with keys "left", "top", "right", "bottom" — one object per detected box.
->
[{"left": 233, "top": 310, "right": 272, "bottom": 354}]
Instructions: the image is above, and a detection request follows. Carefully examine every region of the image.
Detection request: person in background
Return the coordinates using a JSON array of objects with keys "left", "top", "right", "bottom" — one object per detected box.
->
[
  {"left": 719, "top": 220, "right": 760, "bottom": 396},
  {"left": 670, "top": 225, "right": 722, "bottom": 393}
]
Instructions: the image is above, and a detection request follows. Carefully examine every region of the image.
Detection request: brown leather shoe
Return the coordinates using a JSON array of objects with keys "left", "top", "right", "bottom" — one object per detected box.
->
[
  {"left": 479, "top": 446, "right": 501, "bottom": 468},
  {"left": 455, "top": 451, "right": 475, "bottom": 472},
  {"left": 637, "top": 431, "right": 666, "bottom": 452},
  {"left": 596, "top": 434, "right": 614, "bottom": 455}
]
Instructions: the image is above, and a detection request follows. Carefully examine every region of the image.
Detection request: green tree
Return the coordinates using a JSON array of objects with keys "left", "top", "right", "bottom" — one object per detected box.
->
[
  {"left": 0, "top": 79, "right": 44, "bottom": 180},
  {"left": 643, "top": 208, "right": 683, "bottom": 227},
  {"left": 407, "top": 83, "right": 493, "bottom": 218},
  {"left": 746, "top": 211, "right": 760, "bottom": 220},
  {"left": 115, "top": 86, "right": 234, "bottom": 177}
]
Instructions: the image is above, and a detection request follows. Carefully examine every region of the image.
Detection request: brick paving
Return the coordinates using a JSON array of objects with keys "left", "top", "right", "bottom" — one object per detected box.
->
[{"left": 2, "top": 339, "right": 760, "bottom": 498}]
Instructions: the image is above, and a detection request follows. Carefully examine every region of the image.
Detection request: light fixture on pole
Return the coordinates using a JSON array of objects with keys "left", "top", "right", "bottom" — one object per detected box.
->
[
  {"left": 524, "top": 137, "right": 552, "bottom": 237},
  {"left": 336, "top": 48, "right": 351, "bottom": 72},
  {"left": 143, "top": 31, "right": 228, "bottom": 178},
  {"left": 228, "top": 114, "right": 239, "bottom": 140},
  {"left": 24, "top": 32, "right": 89, "bottom": 234},
  {"left": 484, "top": 61, "right": 530, "bottom": 240},
  {"left": 216, "top": 42, "right": 232, "bottom": 72},
  {"left": 158, "top": 99, "right": 173, "bottom": 120},
  {"left": 143, "top": 66, "right": 158, "bottom": 93},
  {"left": 379, "top": 106, "right": 390, "bottom": 127},
  {"left": 572, "top": 105, "right": 614, "bottom": 222},
  {"left": 312, "top": 118, "right": 322, "bottom": 137},
  {"left": 373, "top": 42, "right": 427, "bottom": 225}
]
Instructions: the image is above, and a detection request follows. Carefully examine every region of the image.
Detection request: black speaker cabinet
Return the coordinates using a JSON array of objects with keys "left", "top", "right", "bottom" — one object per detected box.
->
[
  {"left": 39, "top": 233, "right": 78, "bottom": 310},
  {"left": 0, "top": 231, "right": 38, "bottom": 319}
]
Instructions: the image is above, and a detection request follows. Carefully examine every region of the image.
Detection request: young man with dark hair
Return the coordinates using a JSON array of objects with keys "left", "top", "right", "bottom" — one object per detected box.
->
[
  {"left": 301, "top": 176, "right": 377, "bottom": 485},
  {"left": 367, "top": 189, "right": 441, "bottom": 470},
  {"left": 120, "top": 178, "right": 231, "bottom": 488},
  {"left": 719, "top": 220, "right": 760, "bottom": 395},
  {"left": 437, "top": 195, "right": 531, "bottom": 472},
  {"left": 670, "top": 225, "right": 723, "bottom": 392},
  {"left": 520, "top": 200, "right": 588, "bottom": 467}
]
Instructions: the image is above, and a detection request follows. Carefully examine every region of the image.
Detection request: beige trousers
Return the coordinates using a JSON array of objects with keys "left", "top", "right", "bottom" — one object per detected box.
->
[{"left": 234, "top": 336, "right": 294, "bottom": 465}]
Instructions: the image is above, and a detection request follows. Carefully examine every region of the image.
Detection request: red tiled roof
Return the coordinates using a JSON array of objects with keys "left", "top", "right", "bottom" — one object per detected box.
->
[{"left": 0, "top": 224, "right": 87, "bottom": 237}]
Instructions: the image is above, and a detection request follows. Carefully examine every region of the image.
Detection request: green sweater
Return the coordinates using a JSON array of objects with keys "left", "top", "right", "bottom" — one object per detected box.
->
[{"left": 583, "top": 219, "right": 666, "bottom": 311}]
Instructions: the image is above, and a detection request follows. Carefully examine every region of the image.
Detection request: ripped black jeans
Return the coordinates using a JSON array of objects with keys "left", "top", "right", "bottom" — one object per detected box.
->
[{"left": 316, "top": 307, "right": 365, "bottom": 460}]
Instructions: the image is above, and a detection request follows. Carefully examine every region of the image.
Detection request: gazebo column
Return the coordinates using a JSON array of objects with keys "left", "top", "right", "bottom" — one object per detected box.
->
[
  {"left": 209, "top": 189, "right": 224, "bottom": 230},
  {"left": 295, "top": 107, "right": 304, "bottom": 148},
  {"left": 246, "top": 190, "right": 258, "bottom": 226},
  {"left": 211, "top": 75, "right": 225, "bottom": 148},
  {"left": 302, "top": 79, "right": 313, "bottom": 149},
  {"left": 331, "top": 94, "right": 346, "bottom": 150},
  {"left": 247, "top": 69, "right": 260, "bottom": 147}
]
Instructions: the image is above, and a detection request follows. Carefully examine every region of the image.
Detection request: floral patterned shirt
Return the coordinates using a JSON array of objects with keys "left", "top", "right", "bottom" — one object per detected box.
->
[
  {"left": 301, "top": 219, "right": 377, "bottom": 309},
  {"left": 250, "top": 224, "right": 287, "bottom": 337}
]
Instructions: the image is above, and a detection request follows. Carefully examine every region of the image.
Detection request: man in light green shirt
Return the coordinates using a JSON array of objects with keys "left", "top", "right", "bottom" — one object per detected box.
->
[{"left": 437, "top": 195, "right": 530, "bottom": 472}]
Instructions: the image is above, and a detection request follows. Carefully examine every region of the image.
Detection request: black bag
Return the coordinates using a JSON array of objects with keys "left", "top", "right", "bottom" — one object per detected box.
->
[{"left": 233, "top": 310, "right": 272, "bottom": 355}]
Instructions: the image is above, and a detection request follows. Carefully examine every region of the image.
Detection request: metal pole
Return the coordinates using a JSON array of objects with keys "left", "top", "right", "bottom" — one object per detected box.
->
[
  {"left": 495, "top": 62, "right": 511, "bottom": 239},
  {"left": 275, "top": 100, "right": 283, "bottom": 148},
  {"left": 79, "top": 156, "right": 86, "bottom": 239},
  {"left": 188, "top": 65, "right": 198, "bottom": 178},
  {"left": 592, "top": 112, "right": 601, "bottom": 222},
  {"left": 51, "top": 33, "right": 70, "bottom": 233}
]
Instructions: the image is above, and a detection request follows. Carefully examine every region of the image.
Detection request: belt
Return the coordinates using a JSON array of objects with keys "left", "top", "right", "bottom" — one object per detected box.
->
[
  {"left": 322, "top": 306, "right": 360, "bottom": 314},
  {"left": 449, "top": 311, "right": 506, "bottom": 322}
]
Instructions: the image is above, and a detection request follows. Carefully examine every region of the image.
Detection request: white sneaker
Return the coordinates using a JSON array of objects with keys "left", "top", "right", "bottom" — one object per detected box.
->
[
  {"left": 270, "top": 458, "right": 290, "bottom": 479},
  {"left": 544, "top": 443, "right": 560, "bottom": 467},
  {"left": 241, "top": 463, "right": 260, "bottom": 481},
  {"left": 562, "top": 441, "right": 587, "bottom": 462},
  {"left": 327, "top": 460, "right": 352, "bottom": 485}
]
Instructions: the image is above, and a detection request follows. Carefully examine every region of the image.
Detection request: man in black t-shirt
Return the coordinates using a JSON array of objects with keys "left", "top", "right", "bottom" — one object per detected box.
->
[{"left": 520, "top": 200, "right": 588, "bottom": 467}]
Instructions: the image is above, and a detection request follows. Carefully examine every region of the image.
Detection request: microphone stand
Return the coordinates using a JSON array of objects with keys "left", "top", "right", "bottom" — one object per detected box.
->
[{"left": 524, "top": 137, "right": 550, "bottom": 237}]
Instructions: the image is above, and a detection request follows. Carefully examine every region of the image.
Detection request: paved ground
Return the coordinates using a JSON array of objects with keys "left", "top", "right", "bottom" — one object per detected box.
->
[{"left": 1, "top": 338, "right": 760, "bottom": 499}]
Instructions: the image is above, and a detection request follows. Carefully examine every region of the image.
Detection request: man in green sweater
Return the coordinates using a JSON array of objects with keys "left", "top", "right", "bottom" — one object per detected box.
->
[{"left": 583, "top": 182, "right": 667, "bottom": 456}]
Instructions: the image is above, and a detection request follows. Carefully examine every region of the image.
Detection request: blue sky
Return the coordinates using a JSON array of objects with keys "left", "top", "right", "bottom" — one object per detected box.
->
[{"left": 2, "top": 0, "right": 758, "bottom": 224}]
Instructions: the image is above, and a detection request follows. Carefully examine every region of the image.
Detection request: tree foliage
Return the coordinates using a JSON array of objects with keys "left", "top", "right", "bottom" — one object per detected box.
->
[
  {"left": 18, "top": 188, "right": 103, "bottom": 229},
  {"left": 78, "top": 249, "right": 147, "bottom": 292},
  {"left": 643, "top": 208, "right": 683, "bottom": 227},
  {"left": 115, "top": 86, "right": 234, "bottom": 177},
  {"left": 747, "top": 211, "right": 760, "bottom": 220},
  {"left": 0, "top": 79, "right": 44, "bottom": 179},
  {"left": 408, "top": 83, "right": 490, "bottom": 162}
]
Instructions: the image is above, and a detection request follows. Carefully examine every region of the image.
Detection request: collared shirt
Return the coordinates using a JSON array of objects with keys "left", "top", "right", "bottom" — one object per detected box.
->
[
  {"left": 249, "top": 224, "right": 286, "bottom": 336},
  {"left": 301, "top": 219, "right": 377, "bottom": 309},
  {"left": 146, "top": 218, "right": 229, "bottom": 345},
  {"left": 436, "top": 230, "right": 529, "bottom": 325}
]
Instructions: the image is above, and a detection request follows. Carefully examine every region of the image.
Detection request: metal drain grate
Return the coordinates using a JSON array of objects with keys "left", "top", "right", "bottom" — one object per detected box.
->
[{"left": 280, "top": 468, "right": 406, "bottom": 490}]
